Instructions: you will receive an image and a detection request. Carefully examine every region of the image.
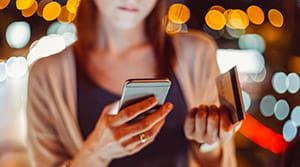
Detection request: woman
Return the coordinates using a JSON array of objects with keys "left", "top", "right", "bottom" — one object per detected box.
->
[{"left": 27, "top": 0, "right": 238, "bottom": 167}]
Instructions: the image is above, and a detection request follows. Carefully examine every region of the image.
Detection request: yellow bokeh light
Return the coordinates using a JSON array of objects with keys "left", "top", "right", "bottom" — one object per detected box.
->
[
  {"left": 58, "top": 6, "right": 76, "bottom": 23},
  {"left": 268, "top": 9, "right": 284, "bottom": 28},
  {"left": 21, "top": 0, "right": 38, "bottom": 17},
  {"left": 16, "top": 0, "right": 35, "bottom": 10},
  {"left": 0, "top": 59, "right": 3, "bottom": 63},
  {"left": 66, "top": 0, "right": 81, "bottom": 14},
  {"left": 226, "top": 9, "right": 249, "bottom": 29},
  {"left": 42, "top": 1, "right": 61, "bottom": 21},
  {"left": 0, "top": 0, "right": 10, "bottom": 10},
  {"left": 205, "top": 10, "right": 226, "bottom": 30},
  {"left": 168, "top": 3, "right": 191, "bottom": 24},
  {"left": 247, "top": 5, "right": 265, "bottom": 25},
  {"left": 210, "top": 5, "right": 226, "bottom": 13},
  {"left": 37, "top": 0, "right": 52, "bottom": 17}
]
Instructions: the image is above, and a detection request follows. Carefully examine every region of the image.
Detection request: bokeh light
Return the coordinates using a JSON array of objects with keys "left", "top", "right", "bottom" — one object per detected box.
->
[
  {"left": 242, "top": 91, "right": 251, "bottom": 111},
  {"left": 16, "top": 0, "right": 34, "bottom": 10},
  {"left": 166, "top": 21, "right": 182, "bottom": 34},
  {"left": 205, "top": 10, "right": 226, "bottom": 30},
  {"left": 274, "top": 99, "right": 290, "bottom": 121},
  {"left": 42, "top": 1, "right": 61, "bottom": 21},
  {"left": 0, "top": 62, "right": 7, "bottom": 82},
  {"left": 287, "top": 73, "right": 299, "bottom": 94},
  {"left": 216, "top": 49, "right": 265, "bottom": 74},
  {"left": 225, "top": 26, "right": 245, "bottom": 39},
  {"left": 47, "top": 22, "right": 77, "bottom": 46},
  {"left": 272, "top": 72, "right": 288, "bottom": 94},
  {"left": 5, "top": 57, "right": 28, "bottom": 78},
  {"left": 226, "top": 9, "right": 249, "bottom": 29},
  {"left": 268, "top": 9, "right": 284, "bottom": 28},
  {"left": 291, "top": 106, "right": 300, "bottom": 127},
  {"left": 37, "top": 0, "right": 52, "bottom": 17},
  {"left": 238, "top": 34, "right": 266, "bottom": 53},
  {"left": 209, "top": 5, "right": 225, "bottom": 13},
  {"left": 282, "top": 120, "right": 297, "bottom": 142},
  {"left": 203, "top": 24, "right": 225, "bottom": 39},
  {"left": 6, "top": 21, "right": 31, "bottom": 49},
  {"left": 0, "top": 0, "right": 11, "bottom": 10},
  {"left": 168, "top": 3, "right": 191, "bottom": 24},
  {"left": 249, "top": 67, "right": 267, "bottom": 82},
  {"left": 260, "top": 95, "right": 276, "bottom": 117},
  {"left": 247, "top": 5, "right": 265, "bottom": 25},
  {"left": 21, "top": 0, "right": 38, "bottom": 18},
  {"left": 58, "top": 6, "right": 76, "bottom": 23},
  {"left": 66, "top": 0, "right": 81, "bottom": 14}
]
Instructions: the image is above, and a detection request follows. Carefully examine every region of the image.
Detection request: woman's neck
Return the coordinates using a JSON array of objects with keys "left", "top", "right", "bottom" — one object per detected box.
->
[{"left": 97, "top": 20, "right": 148, "bottom": 56}]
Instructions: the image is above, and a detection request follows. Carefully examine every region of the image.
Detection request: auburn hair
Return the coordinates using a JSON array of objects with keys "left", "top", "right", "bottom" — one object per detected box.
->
[{"left": 74, "top": 0, "right": 175, "bottom": 77}]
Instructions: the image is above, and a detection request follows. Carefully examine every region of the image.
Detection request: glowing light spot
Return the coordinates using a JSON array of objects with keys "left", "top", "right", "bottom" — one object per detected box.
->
[
  {"left": 205, "top": 10, "right": 226, "bottom": 30},
  {"left": 268, "top": 9, "right": 284, "bottom": 28},
  {"left": 168, "top": 3, "right": 191, "bottom": 24},
  {"left": 226, "top": 9, "right": 249, "bottom": 29},
  {"left": 58, "top": 6, "right": 76, "bottom": 23},
  {"left": 291, "top": 106, "right": 300, "bottom": 127},
  {"left": 248, "top": 67, "right": 267, "bottom": 82},
  {"left": 6, "top": 21, "right": 31, "bottom": 49},
  {"left": 260, "top": 95, "right": 276, "bottom": 117},
  {"left": 21, "top": 0, "right": 38, "bottom": 18},
  {"left": 274, "top": 100, "right": 290, "bottom": 121},
  {"left": 37, "top": 0, "right": 51, "bottom": 17},
  {"left": 66, "top": 0, "right": 81, "bottom": 14},
  {"left": 226, "top": 26, "right": 245, "bottom": 39},
  {"left": 216, "top": 49, "right": 265, "bottom": 74},
  {"left": 238, "top": 34, "right": 266, "bottom": 53},
  {"left": 247, "top": 5, "right": 265, "bottom": 25},
  {"left": 283, "top": 120, "right": 297, "bottom": 142},
  {"left": 0, "top": 0, "right": 10, "bottom": 9},
  {"left": 42, "top": 1, "right": 61, "bottom": 21},
  {"left": 47, "top": 22, "right": 77, "bottom": 46},
  {"left": 16, "top": 0, "right": 34, "bottom": 10},
  {"left": 166, "top": 21, "right": 182, "bottom": 34},
  {"left": 272, "top": 72, "right": 288, "bottom": 94},
  {"left": 287, "top": 73, "right": 299, "bottom": 94},
  {"left": 0, "top": 62, "right": 7, "bottom": 82},
  {"left": 5, "top": 57, "right": 28, "bottom": 78},
  {"left": 242, "top": 91, "right": 251, "bottom": 111},
  {"left": 210, "top": 5, "right": 226, "bottom": 13}
]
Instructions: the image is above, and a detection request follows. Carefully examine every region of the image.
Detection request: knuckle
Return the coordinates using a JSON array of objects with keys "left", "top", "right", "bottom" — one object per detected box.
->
[
  {"left": 208, "top": 111, "right": 219, "bottom": 121},
  {"left": 196, "top": 109, "right": 207, "bottom": 119},
  {"left": 140, "top": 120, "right": 151, "bottom": 130}
]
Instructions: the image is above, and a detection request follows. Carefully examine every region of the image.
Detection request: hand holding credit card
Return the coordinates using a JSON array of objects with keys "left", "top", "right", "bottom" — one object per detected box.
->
[{"left": 216, "top": 66, "right": 246, "bottom": 123}]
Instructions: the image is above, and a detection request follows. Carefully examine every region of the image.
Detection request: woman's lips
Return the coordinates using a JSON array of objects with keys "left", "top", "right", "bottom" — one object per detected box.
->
[{"left": 118, "top": 7, "right": 138, "bottom": 12}]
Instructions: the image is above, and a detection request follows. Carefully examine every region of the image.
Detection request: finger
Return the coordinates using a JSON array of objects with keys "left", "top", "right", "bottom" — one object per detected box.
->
[
  {"left": 122, "top": 119, "right": 165, "bottom": 147},
  {"left": 119, "top": 102, "right": 173, "bottom": 140},
  {"left": 184, "top": 108, "right": 197, "bottom": 140},
  {"left": 219, "top": 107, "right": 233, "bottom": 143},
  {"left": 109, "top": 96, "right": 158, "bottom": 126},
  {"left": 205, "top": 105, "right": 220, "bottom": 145},
  {"left": 194, "top": 105, "right": 207, "bottom": 143}
]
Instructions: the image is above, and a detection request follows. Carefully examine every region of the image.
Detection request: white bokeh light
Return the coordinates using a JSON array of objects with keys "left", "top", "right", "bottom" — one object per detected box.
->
[
  {"left": 282, "top": 120, "right": 297, "bottom": 142},
  {"left": 5, "top": 57, "right": 28, "bottom": 78},
  {"left": 291, "top": 106, "right": 300, "bottom": 127},
  {"left": 27, "top": 34, "right": 66, "bottom": 66},
  {"left": 238, "top": 34, "right": 266, "bottom": 53},
  {"left": 287, "top": 73, "right": 299, "bottom": 94},
  {"left": 216, "top": 49, "right": 265, "bottom": 74},
  {"left": 6, "top": 21, "right": 31, "bottom": 49},
  {"left": 242, "top": 91, "right": 251, "bottom": 111},
  {"left": 260, "top": 95, "right": 276, "bottom": 117},
  {"left": 0, "top": 62, "right": 7, "bottom": 82},
  {"left": 272, "top": 72, "right": 288, "bottom": 94},
  {"left": 274, "top": 99, "right": 290, "bottom": 121},
  {"left": 47, "top": 21, "right": 77, "bottom": 47}
]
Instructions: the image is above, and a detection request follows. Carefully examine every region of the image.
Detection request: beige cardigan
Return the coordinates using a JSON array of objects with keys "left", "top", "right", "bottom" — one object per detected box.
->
[{"left": 26, "top": 31, "right": 237, "bottom": 167}]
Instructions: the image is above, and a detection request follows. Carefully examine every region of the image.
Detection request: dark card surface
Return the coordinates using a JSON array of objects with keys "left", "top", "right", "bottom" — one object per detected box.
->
[{"left": 216, "top": 66, "right": 246, "bottom": 123}]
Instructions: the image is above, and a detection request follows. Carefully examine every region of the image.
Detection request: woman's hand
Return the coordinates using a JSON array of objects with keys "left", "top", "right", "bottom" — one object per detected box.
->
[
  {"left": 71, "top": 96, "right": 173, "bottom": 167},
  {"left": 184, "top": 104, "right": 238, "bottom": 145}
]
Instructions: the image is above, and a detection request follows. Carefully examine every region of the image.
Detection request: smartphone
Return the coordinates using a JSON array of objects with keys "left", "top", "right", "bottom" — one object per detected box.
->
[{"left": 119, "top": 78, "right": 172, "bottom": 124}]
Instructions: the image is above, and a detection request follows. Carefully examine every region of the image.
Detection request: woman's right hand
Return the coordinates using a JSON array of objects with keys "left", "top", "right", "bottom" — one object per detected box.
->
[{"left": 71, "top": 96, "right": 173, "bottom": 167}]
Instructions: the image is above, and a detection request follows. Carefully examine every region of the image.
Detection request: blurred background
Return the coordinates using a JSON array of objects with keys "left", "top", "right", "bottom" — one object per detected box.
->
[{"left": 0, "top": 0, "right": 300, "bottom": 166}]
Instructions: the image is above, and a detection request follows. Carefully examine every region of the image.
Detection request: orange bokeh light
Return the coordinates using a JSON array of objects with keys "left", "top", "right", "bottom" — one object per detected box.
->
[
  {"left": 0, "top": 0, "right": 10, "bottom": 10},
  {"left": 42, "top": 1, "right": 61, "bottom": 21},
  {"left": 205, "top": 9, "right": 226, "bottom": 30},
  {"left": 16, "top": 0, "right": 35, "bottom": 10},
  {"left": 268, "top": 9, "right": 284, "bottom": 28},
  {"left": 21, "top": 0, "right": 38, "bottom": 18},
  {"left": 247, "top": 5, "right": 265, "bottom": 25},
  {"left": 168, "top": 3, "right": 191, "bottom": 24},
  {"left": 226, "top": 9, "right": 249, "bottom": 29},
  {"left": 58, "top": 6, "right": 76, "bottom": 23}
]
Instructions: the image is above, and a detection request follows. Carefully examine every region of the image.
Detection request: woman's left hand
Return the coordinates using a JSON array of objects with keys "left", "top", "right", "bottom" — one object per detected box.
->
[{"left": 184, "top": 104, "right": 238, "bottom": 145}]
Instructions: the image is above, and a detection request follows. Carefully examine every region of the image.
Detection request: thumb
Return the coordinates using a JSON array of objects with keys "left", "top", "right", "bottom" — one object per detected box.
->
[{"left": 105, "top": 100, "right": 120, "bottom": 115}]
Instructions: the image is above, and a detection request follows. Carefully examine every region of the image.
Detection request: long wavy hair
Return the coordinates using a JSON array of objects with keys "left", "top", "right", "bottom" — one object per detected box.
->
[{"left": 74, "top": 0, "right": 175, "bottom": 77}]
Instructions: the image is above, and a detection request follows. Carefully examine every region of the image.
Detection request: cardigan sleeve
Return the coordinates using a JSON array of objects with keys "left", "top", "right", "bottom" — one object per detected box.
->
[
  {"left": 26, "top": 58, "right": 71, "bottom": 167},
  {"left": 172, "top": 30, "right": 237, "bottom": 167}
]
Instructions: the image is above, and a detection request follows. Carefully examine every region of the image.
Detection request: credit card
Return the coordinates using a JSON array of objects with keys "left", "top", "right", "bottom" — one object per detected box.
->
[{"left": 216, "top": 66, "right": 245, "bottom": 123}]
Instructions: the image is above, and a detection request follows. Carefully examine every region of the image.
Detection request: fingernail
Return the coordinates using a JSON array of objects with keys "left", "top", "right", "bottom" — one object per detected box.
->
[
  {"left": 166, "top": 103, "right": 173, "bottom": 109},
  {"left": 148, "top": 97, "right": 156, "bottom": 103}
]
